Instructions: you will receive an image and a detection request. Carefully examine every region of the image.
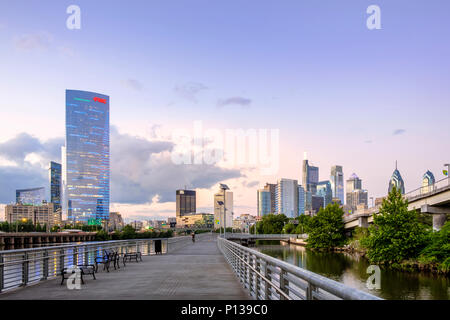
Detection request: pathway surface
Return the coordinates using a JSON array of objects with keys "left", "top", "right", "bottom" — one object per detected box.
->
[{"left": 0, "top": 235, "right": 250, "bottom": 300}]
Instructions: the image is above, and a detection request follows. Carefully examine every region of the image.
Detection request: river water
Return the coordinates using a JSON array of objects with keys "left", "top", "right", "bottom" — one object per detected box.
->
[{"left": 253, "top": 241, "right": 449, "bottom": 300}]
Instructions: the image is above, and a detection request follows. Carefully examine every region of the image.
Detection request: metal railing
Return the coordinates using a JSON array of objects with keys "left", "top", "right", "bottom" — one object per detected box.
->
[
  {"left": 0, "top": 238, "right": 170, "bottom": 293},
  {"left": 218, "top": 238, "right": 381, "bottom": 300},
  {"left": 405, "top": 177, "right": 450, "bottom": 200}
]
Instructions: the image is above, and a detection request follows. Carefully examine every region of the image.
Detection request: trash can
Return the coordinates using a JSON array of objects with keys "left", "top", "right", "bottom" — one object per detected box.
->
[{"left": 155, "top": 239, "right": 162, "bottom": 255}]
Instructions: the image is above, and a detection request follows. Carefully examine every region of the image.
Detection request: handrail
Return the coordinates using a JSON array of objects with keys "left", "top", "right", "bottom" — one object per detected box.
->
[
  {"left": 405, "top": 177, "right": 449, "bottom": 199},
  {"left": 217, "top": 237, "right": 381, "bottom": 300}
]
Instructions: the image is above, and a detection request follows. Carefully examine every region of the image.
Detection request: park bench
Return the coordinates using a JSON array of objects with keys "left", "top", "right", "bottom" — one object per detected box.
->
[
  {"left": 123, "top": 251, "right": 142, "bottom": 264},
  {"left": 95, "top": 249, "right": 121, "bottom": 272},
  {"left": 60, "top": 265, "right": 96, "bottom": 285}
]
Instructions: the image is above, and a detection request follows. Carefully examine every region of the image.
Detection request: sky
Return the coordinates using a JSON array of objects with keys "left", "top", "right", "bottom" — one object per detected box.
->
[{"left": 1, "top": 0, "right": 450, "bottom": 221}]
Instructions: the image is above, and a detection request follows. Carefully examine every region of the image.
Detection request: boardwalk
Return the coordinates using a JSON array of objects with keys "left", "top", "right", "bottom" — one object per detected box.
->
[{"left": 0, "top": 235, "right": 250, "bottom": 300}]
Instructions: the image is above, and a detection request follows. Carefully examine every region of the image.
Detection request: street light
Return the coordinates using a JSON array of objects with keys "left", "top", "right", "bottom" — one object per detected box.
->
[
  {"left": 219, "top": 184, "right": 230, "bottom": 239},
  {"left": 445, "top": 164, "right": 450, "bottom": 185}
]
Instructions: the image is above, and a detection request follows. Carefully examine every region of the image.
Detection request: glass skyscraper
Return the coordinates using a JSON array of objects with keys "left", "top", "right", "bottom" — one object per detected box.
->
[
  {"left": 257, "top": 189, "right": 271, "bottom": 217},
  {"left": 16, "top": 187, "right": 46, "bottom": 206},
  {"left": 49, "top": 161, "right": 62, "bottom": 212},
  {"left": 176, "top": 190, "right": 196, "bottom": 217},
  {"left": 317, "top": 181, "right": 332, "bottom": 207},
  {"left": 62, "top": 90, "right": 110, "bottom": 223},
  {"left": 388, "top": 161, "right": 405, "bottom": 194},
  {"left": 330, "top": 165, "right": 344, "bottom": 204}
]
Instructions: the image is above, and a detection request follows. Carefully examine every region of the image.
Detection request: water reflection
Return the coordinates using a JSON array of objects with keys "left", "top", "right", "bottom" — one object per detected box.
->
[{"left": 253, "top": 241, "right": 449, "bottom": 300}]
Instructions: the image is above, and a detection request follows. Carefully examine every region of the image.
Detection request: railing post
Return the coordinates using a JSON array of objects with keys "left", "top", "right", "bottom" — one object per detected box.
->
[
  {"left": 306, "top": 283, "right": 317, "bottom": 300},
  {"left": 60, "top": 248, "right": 65, "bottom": 271},
  {"left": 255, "top": 258, "right": 260, "bottom": 300},
  {"left": 85, "top": 246, "right": 89, "bottom": 265},
  {"left": 42, "top": 250, "right": 49, "bottom": 280},
  {"left": 0, "top": 254, "right": 4, "bottom": 292},
  {"left": 22, "top": 252, "right": 29, "bottom": 286},
  {"left": 279, "top": 268, "right": 289, "bottom": 300},
  {"left": 263, "top": 262, "right": 269, "bottom": 300},
  {"left": 73, "top": 247, "right": 78, "bottom": 266}
]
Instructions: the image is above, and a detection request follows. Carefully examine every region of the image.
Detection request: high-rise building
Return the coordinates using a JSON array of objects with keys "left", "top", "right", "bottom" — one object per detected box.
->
[
  {"left": 302, "top": 159, "right": 319, "bottom": 194},
  {"left": 311, "top": 195, "right": 324, "bottom": 214},
  {"left": 264, "top": 183, "right": 277, "bottom": 213},
  {"left": 422, "top": 170, "right": 435, "bottom": 193},
  {"left": 275, "top": 178, "right": 299, "bottom": 218},
  {"left": 346, "top": 173, "right": 368, "bottom": 212},
  {"left": 176, "top": 189, "right": 196, "bottom": 217},
  {"left": 388, "top": 161, "right": 405, "bottom": 194},
  {"left": 257, "top": 189, "right": 271, "bottom": 217},
  {"left": 317, "top": 181, "right": 332, "bottom": 207},
  {"left": 62, "top": 90, "right": 110, "bottom": 224},
  {"left": 302, "top": 154, "right": 319, "bottom": 212},
  {"left": 16, "top": 187, "right": 46, "bottom": 206},
  {"left": 49, "top": 161, "right": 62, "bottom": 212},
  {"left": 214, "top": 189, "right": 233, "bottom": 229},
  {"left": 298, "top": 185, "right": 305, "bottom": 215},
  {"left": 330, "top": 165, "right": 344, "bottom": 204}
]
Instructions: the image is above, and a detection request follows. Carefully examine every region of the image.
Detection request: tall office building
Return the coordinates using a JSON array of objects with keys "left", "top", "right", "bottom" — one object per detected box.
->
[
  {"left": 422, "top": 170, "right": 435, "bottom": 193},
  {"left": 330, "top": 165, "right": 344, "bottom": 204},
  {"left": 302, "top": 159, "right": 319, "bottom": 193},
  {"left": 62, "top": 90, "right": 110, "bottom": 223},
  {"left": 346, "top": 173, "right": 368, "bottom": 212},
  {"left": 214, "top": 189, "right": 233, "bottom": 229},
  {"left": 311, "top": 195, "right": 324, "bottom": 214},
  {"left": 388, "top": 162, "right": 405, "bottom": 194},
  {"left": 298, "top": 185, "right": 305, "bottom": 215},
  {"left": 176, "top": 189, "right": 196, "bottom": 217},
  {"left": 264, "top": 183, "right": 277, "bottom": 214},
  {"left": 275, "top": 178, "right": 299, "bottom": 218},
  {"left": 16, "top": 187, "right": 46, "bottom": 206},
  {"left": 317, "top": 181, "right": 332, "bottom": 207},
  {"left": 49, "top": 161, "right": 62, "bottom": 212},
  {"left": 257, "top": 189, "right": 271, "bottom": 217}
]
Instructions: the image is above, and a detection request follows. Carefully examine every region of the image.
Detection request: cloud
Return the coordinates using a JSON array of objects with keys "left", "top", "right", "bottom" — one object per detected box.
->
[
  {"left": 393, "top": 129, "right": 406, "bottom": 136},
  {"left": 13, "top": 32, "right": 52, "bottom": 51},
  {"left": 121, "top": 79, "right": 143, "bottom": 91},
  {"left": 217, "top": 97, "right": 252, "bottom": 108},
  {"left": 364, "top": 140, "right": 373, "bottom": 144},
  {"left": 111, "top": 126, "right": 242, "bottom": 204},
  {"left": 0, "top": 128, "right": 242, "bottom": 206},
  {"left": 174, "top": 82, "right": 208, "bottom": 102}
]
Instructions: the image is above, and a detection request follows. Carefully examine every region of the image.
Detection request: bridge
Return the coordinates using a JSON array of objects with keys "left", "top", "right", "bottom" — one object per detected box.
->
[
  {"left": 0, "top": 233, "right": 380, "bottom": 300},
  {"left": 344, "top": 177, "right": 450, "bottom": 231}
]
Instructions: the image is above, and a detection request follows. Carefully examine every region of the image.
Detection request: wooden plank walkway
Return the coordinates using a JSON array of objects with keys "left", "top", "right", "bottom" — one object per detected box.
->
[{"left": 0, "top": 235, "right": 250, "bottom": 300}]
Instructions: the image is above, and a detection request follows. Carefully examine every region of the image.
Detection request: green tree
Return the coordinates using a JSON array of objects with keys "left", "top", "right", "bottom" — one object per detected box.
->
[
  {"left": 307, "top": 203, "right": 346, "bottom": 249},
  {"left": 256, "top": 214, "right": 288, "bottom": 234},
  {"left": 95, "top": 230, "right": 111, "bottom": 241},
  {"left": 295, "top": 214, "right": 311, "bottom": 234},
  {"left": 120, "top": 224, "right": 137, "bottom": 239},
  {"left": 282, "top": 223, "right": 296, "bottom": 234},
  {"left": 419, "top": 221, "right": 450, "bottom": 272},
  {"left": 361, "top": 187, "right": 429, "bottom": 263}
]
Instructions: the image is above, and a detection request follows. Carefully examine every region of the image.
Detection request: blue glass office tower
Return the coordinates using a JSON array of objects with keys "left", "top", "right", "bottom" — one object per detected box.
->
[
  {"left": 62, "top": 90, "right": 110, "bottom": 223},
  {"left": 49, "top": 161, "right": 62, "bottom": 211}
]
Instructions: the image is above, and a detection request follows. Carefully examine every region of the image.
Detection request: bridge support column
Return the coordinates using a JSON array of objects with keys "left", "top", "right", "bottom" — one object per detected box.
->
[
  {"left": 358, "top": 216, "right": 369, "bottom": 228},
  {"left": 0, "top": 237, "right": 4, "bottom": 246},
  {"left": 433, "top": 214, "right": 447, "bottom": 231},
  {"left": 421, "top": 205, "right": 448, "bottom": 231}
]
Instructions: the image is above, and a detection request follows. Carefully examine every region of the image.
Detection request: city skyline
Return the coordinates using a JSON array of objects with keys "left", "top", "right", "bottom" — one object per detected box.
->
[{"left": 1, "top": 1, "right": 450, "bottom": 220}]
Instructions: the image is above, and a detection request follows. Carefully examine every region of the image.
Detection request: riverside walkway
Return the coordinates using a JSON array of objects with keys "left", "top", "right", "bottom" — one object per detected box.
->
[{"left": 0, "top": 234, "right": 249, "bottom": 300}]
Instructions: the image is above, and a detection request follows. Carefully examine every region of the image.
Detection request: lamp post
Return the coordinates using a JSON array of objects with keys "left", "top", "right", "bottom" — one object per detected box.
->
[
  {"left": 219, "top": 184, "right": 230, "bottom": 239},
  {"left": 445, "top": 164, "right": 450, "bottom": 185},
  {"left": 217, "top": 200, "right": 224, "bottom": 238}
]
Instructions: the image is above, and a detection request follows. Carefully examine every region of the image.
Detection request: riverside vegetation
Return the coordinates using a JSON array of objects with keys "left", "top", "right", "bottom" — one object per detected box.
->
[{"left": 252, "top": 187, "right": 449, "bottom": 274}]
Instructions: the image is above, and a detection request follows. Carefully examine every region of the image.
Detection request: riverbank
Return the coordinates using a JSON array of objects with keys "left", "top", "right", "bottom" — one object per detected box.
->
[{"left": 279, "top": 237, "right": 449, "bottom": 275}]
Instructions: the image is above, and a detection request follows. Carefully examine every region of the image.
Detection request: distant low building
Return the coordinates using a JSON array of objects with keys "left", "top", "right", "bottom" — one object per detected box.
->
[
  {"left": 5, "top": 203, "right": 61, "bottom": 228},
  {"left": 108, "top": 212, "right": 124, "bottom": 231},
  {"left": 176, "top": 213, "right": 214, "bottom": 228},
  {"left": 233, "top": 214, "right": 257, "bottom": 232}
]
